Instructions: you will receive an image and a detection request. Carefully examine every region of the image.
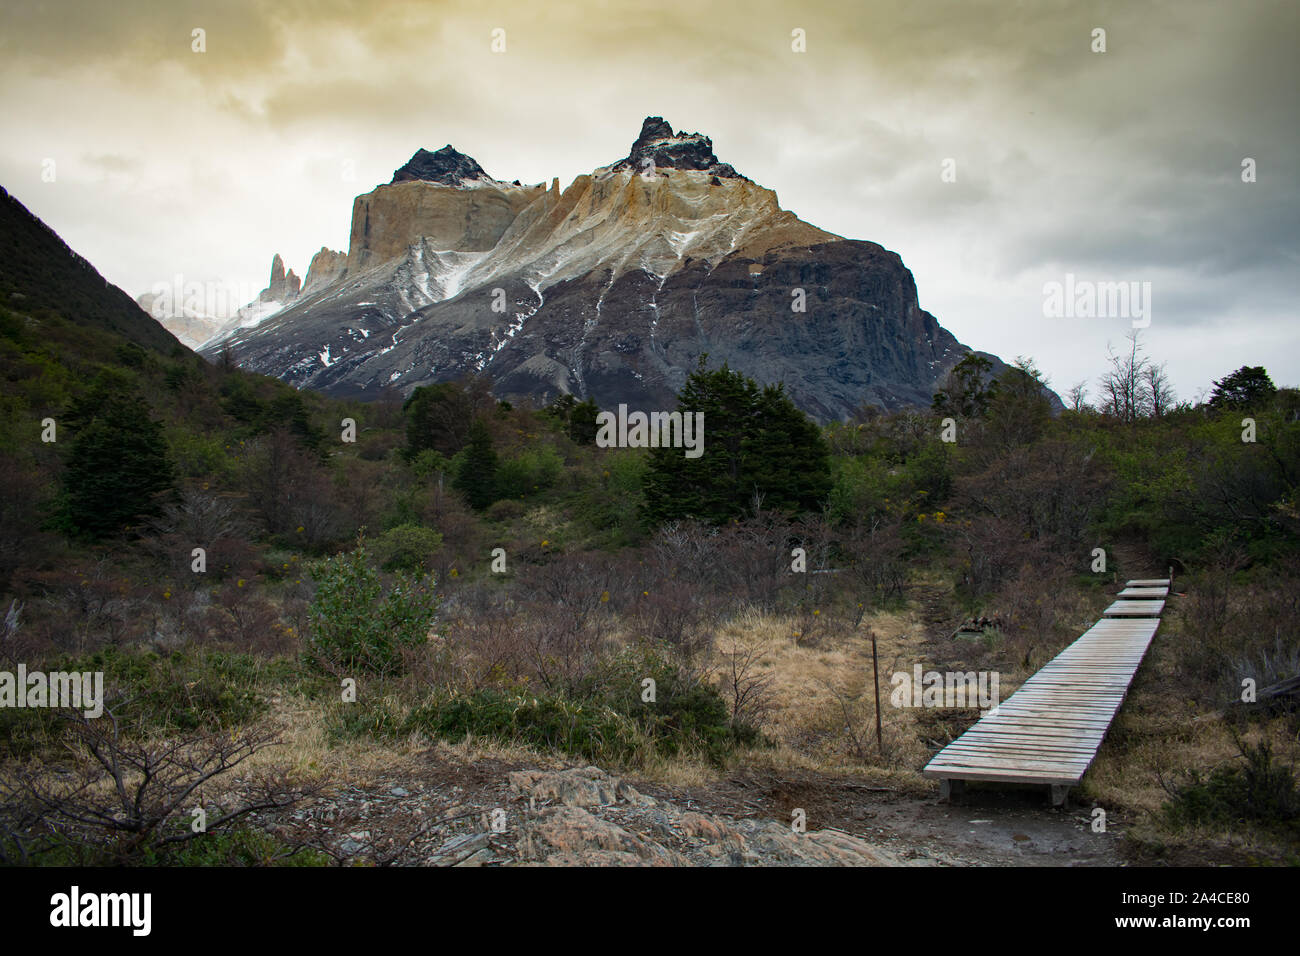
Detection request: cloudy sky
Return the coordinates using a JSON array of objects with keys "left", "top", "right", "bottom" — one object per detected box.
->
[{"left": 1, "top": 0, "right": 1295, "bottom": 402}]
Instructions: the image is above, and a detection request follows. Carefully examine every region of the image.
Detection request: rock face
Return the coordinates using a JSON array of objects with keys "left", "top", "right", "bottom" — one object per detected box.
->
[
  {"left": 302, "top": 247, "right": 347, "bottom": 293},
  {"left": 203, "top": 116, "right": 1019, "bottom": 419}
]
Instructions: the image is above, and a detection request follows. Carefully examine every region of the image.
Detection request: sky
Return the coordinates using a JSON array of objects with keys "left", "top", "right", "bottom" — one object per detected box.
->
[{"left": 0, "top": 0, "right": 1296, "bottom": 403}]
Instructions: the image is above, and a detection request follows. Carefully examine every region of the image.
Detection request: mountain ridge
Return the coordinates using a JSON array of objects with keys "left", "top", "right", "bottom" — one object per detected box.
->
[{"left": 195, "top": 117, "right": 1020, "bottom": 420}]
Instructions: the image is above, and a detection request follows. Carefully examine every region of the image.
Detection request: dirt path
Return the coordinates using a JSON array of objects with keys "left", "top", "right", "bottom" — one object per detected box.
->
[{"left": 635, "top": 768, "right": 1123, "bottom": 866}]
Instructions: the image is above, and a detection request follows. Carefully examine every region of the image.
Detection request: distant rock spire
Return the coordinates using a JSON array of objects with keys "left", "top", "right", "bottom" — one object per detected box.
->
[{"left": 260, "top": 253, "right": 300, "bottom": 303}]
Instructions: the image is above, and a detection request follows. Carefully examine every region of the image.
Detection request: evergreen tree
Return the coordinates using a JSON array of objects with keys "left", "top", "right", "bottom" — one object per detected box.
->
[
  {"left": 59, "top": 385, "right": 175, "bottom": 539},
  {"left": 453, "top": 418, "right": 498, "bottom": 510},
  {"left": 1209, "top": 366, "right": 1277, "bottom": 410},
  {"left": 643, "top": 358, "right": 830, "bottom": 525},
  {"left": 568, "top": 399, "right": 601, "bottom": 445},
  {"left": 404, "top": 377, "right": 493, "bottom": 459}
]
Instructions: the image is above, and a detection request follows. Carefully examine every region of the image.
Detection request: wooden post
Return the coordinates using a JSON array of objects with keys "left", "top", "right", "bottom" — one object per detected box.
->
[{"left": 871, "top": 629, "right": 883, "bottom": 753}]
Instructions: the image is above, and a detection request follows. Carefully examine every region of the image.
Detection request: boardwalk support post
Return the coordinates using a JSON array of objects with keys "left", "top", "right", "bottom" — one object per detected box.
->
[
  {"left": 1050, "top": 785, "right": 1070, "bottom": 808},
  {"left": 939, "top": 778, "right": 965, "bottom": 803}
]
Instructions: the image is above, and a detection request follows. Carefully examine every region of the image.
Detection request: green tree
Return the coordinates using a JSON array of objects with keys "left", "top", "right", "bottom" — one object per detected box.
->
[
  {"left": 404, "top": 377, "right": 493, "bottom": 459},
  {"left": 453, "top": 418, "right": 498, "bottom": 510},
  {"left": 568, "top": 399, "right": 601, "bottom": 444},
  {"left": 1209, "top": 366, "right": 1277, "bottom": 411},
  {"left": 933, "top": 352, "right": 997, "bottom": 418},
  {"left": 985, "top": 357, "right": 1054, "bottom": 448},
  {"left": 543, "top": 394, "right": 601, "bottom": 444},
  {"left": 59, "top": 385, "right": 175, "bottom": 539},
  {"left": 643, "top": 359, "right": 831, "bottom": 525}
]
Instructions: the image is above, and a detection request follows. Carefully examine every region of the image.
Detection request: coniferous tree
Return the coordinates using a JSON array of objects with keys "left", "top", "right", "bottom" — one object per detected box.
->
[
  {"left": 59, "top": 385, "right": 175, "bottom": 539},
  {"left": 453, "top": 418, "right": 498, "bottom": 510},
  {"left": 1209, "top": 366, "right": 1276, "bottom": 411},
  {"left": 643, "top": 358, "right": 830, "bottom": 525}
]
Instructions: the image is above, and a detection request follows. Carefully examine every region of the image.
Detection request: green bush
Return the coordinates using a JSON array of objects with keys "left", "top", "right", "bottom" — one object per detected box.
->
[
  {"left": 306, "top": 541, "right": 440, "bottom": 675},
  {"left": 325, "top": 697, "right": 404, "bottom": 744},
  {"left": 1164, "top": 740, "right": 1299, "bottom": 830},
  {"left": 403, "top": 689, "right": 647, "bottom": 765},
  {"left": 18, "top": 825, "right": 330, "bottom": 867},
  {"left": 494, "top": 445, "right": 564, "bottom": 499},
  {"left": 370, "top": 523, "right": 443, "bottom": 572},
  {"left": 583, "top": 644, "right": 761, "bottom": 762}
]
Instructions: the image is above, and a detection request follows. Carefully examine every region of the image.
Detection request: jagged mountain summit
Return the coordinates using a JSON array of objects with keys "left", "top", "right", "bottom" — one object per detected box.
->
[
  {"left": 615, "top": 116, "right": 745, "bottom": 181},
  {"left": 391, "top": 145, "right": 496, "bottom": 186},
  {"left": 201, "top": 116, "right": 1001, "bottom": 420}
]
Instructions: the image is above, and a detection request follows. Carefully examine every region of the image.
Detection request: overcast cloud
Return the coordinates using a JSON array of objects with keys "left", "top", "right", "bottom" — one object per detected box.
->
[{"left": 1, "top": 0, "right": 1295, "bottom": 402}]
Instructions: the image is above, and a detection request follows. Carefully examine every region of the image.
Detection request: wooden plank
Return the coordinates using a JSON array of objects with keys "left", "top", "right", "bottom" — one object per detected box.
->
[
  {"left": 1126, "top": 579, "right": 1170, "bottom": 587},
  {"left": 923, "top": 766, "right": 1083, "bottom": 785},
  {"left": 1103, "top": 600, "right": 1165, "bottom": 617},
  {"left": 1118, "top": 587, "right": 1169, "bottom": 599}
]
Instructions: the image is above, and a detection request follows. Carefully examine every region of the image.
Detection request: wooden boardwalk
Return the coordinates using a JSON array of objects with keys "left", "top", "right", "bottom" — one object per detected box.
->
[{"left": 922, "top": 579, "right": 1169, "bottom": 804}]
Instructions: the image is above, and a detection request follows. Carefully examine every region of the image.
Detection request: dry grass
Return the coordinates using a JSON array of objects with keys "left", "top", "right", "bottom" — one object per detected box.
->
[{"left": 705, "top": 606, "right": 931, "bottom": 772}]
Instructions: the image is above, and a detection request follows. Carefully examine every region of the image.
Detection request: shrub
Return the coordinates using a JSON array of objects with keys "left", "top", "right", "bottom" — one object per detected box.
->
[
  {"left": 494, "top": 445, "right": 564, "bottom": 499},
  {"left": 404, "top": 689, "right": 646, "bottom": 765},
  {"left": 581, "top": 643, "right": 763, "bottom": 762},
  {"left": 305, "top": 541, "right": 440, "bottom": 676},
  {"left": 370, "top": 523, "right": 443, "bottom": 572},
  {"left": 1163, "top": 740, "right": 1299, "bottom": 831}
]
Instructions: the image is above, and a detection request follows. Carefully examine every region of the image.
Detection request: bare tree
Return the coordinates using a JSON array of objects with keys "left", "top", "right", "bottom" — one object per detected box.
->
[
  {"left": 1098, "top": 330, "right": 1152, "bottom": 423},
  {"left": 1144, "top": 361, "right": 1175, "bottom": 418},
  {"left": 0, "top": 709, "right": 317, "bottom": 864},
  {"left": 1066, "top": 380, "right": 1090, "bottom": 412}
]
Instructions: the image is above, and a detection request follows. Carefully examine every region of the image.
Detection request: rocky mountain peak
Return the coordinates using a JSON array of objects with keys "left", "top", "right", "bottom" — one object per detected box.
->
[
  {"left": 391, "top": 145, "right": 493, "bottom": 186},
  {"left": 260, "top": 253, "right": 300, "bottom": 303},
  {"left": 616, "top": 116, "right": 744, "bottom": 180}
]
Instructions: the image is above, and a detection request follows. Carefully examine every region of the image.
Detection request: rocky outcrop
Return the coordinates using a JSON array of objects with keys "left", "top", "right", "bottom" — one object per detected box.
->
[
  {"left": 271, "top": 764, "right": 912, "bottom": 866},
  {"left": 509, "top": 766, "right": 905, "bottom": 866}
]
